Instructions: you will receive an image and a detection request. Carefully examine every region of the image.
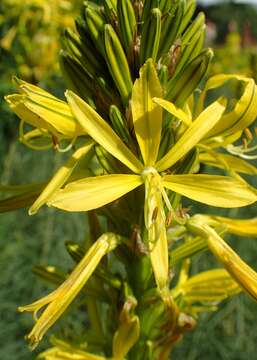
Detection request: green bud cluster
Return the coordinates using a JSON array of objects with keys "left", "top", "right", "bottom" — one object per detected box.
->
[{"left": 61, "top": 0, "right": 210, "bottom": 113}]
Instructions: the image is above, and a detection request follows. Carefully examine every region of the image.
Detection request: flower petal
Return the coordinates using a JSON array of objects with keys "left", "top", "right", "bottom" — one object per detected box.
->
[
  {"left": 163, "top": 174, "right": 257, "bottom": 208},
  {"left": 153, "top": 97, "right": 192, "bottom": 126},
  {"left": 66, "top": 91, "right": 143, "bottom": 173},
  {"left": 199, "top": 152, "right": 257, "bottom": 175},
  {"left": 29, "top": 140, "right": 94, "bottom": 215},
  {"left": 49, "top": 174, "right": 143, "bottom": 211},
  {"left": 196, "top": 214, "right": 257, "bottom": 237},
  {"left": 19, "top": 233, "right": 121, "bottom": 348},
  {"left": 206, "top": 226, "right": 257, "bottom": 302},
  {"left": 209, "top": 81, "right": 257, "bottom": 138},
  {"left": 38, "top": 346, "right": 106, "bottom": 360},
  {"left": 173, "top": 269, "right": 240, "bottom": 303},
  {"left": 5, "top": 94, "right": 50, "bottom": 130},
  {"left": 144, "top": 173, "right": 169, "bottom": 290},
  {"left": 213, "top": 216, "right": 257, "bottom": 237},
  {"left": 6, "top": 79, "right": 81, "bottom": 137},
  {"left": 156, "top": 100, "right": 225, "bottom": 171},
  {"left": 195, "top": 73, "right": 247, "bottom": 114},
  {"left": 132, "top": 59, "right": 163, "bottom": 165},
  {"left": 112, "top": 300, "right": 140, "bottom": 360},
  {"left": 170, "top": 236, "right": 208, "bottom": 266},
  {"left": 197, "top": 74, "right": 257, "bottom": 138}
]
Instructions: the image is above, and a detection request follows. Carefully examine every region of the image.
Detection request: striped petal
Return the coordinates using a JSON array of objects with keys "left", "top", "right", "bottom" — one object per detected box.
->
[
  {"left": 156, "top": 100, "right": 225, "bottom": 171},
  {"left": 132, "top": 59, "right": 163, "bottom": 166},
  {"left": 48, "top": 174, "right": 143, "bottom": 211},
  {"left": 66, "top": 91, "right": 143, "bottom": 173},
  {"left": 163, "top": 174, "right": 257, "bottom": 208}
]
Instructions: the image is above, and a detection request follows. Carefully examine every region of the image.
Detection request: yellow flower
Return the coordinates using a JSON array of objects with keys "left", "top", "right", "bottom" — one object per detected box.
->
[
  {"left": 38, "top": 337, "right": 106, "bottom": 360},
  {"left": 5, "top": 77, "right": 85, "bottom": 150},
  {"left": 19, "top": 233, "right": 121, "bottom": 349},
  {"left": 187, "top": 219, "right": 257, "bottom": 302},
  {"left": 45, "top": 59, "right": 256, "bottom": 292},
  {"left": 193, "top": 214, "right": 257, "bottom": 237},
  {"left": 17, "top": 62, "right": 256, "bottom": 345},
  {"left": 172, "top": 268, "right": 241, "bottom": 310},
  {"left": 193, "top": 74, "right": 257, "bottom": 173}
]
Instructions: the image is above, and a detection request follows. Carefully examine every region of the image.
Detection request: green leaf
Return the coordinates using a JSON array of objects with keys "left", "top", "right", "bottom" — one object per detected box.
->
[
  {"left": 48, "top": 174, "right": 143, "bottom": 211},
  {"left": 0, "top": 183, "right": 45, "bottom": 212},
  {"left": 163, "top": 174, "right": 257, "bottom": 207},
  {"left": 156, "top": 100, "right": 225, "bottom": 171},
  {"left": 66, "top": 91, "right": 143, "bottom": 173},
  {"left": 132, "top": 59, "right": 163, "bottom": 166}
]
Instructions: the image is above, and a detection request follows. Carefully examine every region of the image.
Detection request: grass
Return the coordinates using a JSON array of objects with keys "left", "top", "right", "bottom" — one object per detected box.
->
[{"left": 0, "top": 137, "right": 89, "bottom": 359}]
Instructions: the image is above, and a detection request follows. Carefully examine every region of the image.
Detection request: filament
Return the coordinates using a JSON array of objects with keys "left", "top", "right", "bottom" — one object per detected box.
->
[{"left": 19, "top": 120, "right": 52, "bottom": 151}]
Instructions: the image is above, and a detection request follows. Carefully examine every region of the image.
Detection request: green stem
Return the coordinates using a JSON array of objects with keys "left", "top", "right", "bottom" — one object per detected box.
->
[{"left": 86, "top": 298, "right": 104, "bottom": 339}]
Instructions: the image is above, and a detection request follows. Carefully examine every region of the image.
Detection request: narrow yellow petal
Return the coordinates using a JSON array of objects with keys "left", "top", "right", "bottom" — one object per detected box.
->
[
  {"left": 206, "top": 226, "right": 257, "bottom": 302},
  {"left": 144, "top": 172, "right": 169, "bottom": 290},
  {"left": 112, "top": 299, "right": 140, "bottom": 360},
  {"left": 19, "top": 233, "right": 121, "bottom": 348},
  {"left": 208, "top": 82, "right": 257, "bottom": 138},
  {"left": 170, "top": 236, "right": 208, "bottom": 266},
  {"left": 153, "top": 98, "right": 192, "bottom": 127},
  {"left": 13, "top": 77, "right": 57, "bottom": 98},
  {"left": 5, "top": 94, "right": 51, "bottom": 131},
  {"left": 195, "top": 73, "right": 248, "bottom": 115},
  {"left": 163, "top": 174, "right": 257, "bottom": 208},
  {"left": 66, "top": 90, "right": 143, "bottom": 173},
  {"left": 188, "top": 221, "right": 257, "bottom": 302},
  {"left": 197, "top": 214, "right": 257, "bottom": 237},
  {"left": 156, "top": 100, "right": 225, "bottom": 172},
  {"left": 199, "top": 152, "right": 257, "bottom": 175},
  {"left": 6, "top": 80, "right": 82, "bottom": 137},
  {"left": 29, "top": 140, "right": 94, "bottom": 215},
  {"left": 49, "top": 174, "right": 143, "bottom": 212},
  {"left": 197, "top": 74, "right": 257, "bottom": 138},
  {"left": 23, "top": 96, "right": 80, "bottom": 137},
  {"left": 173, "top": 269, "right": 240, "bottom": 303},
  {"left": 132, "top": 59, "right": 163, "bottom": 165},
  {"left": 149, "top": 225, "right": 169, "bottom": 291},
  {"left": 38, "top": 347, "right": 106, "bottom": 360},
  {"left": 214, "top": 216, "right": 257, "bottom": 237}
]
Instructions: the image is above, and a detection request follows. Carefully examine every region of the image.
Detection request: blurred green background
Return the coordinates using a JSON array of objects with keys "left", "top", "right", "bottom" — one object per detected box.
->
[{"left": 0, "top": 1, "right": 257, "bottom": 359}]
